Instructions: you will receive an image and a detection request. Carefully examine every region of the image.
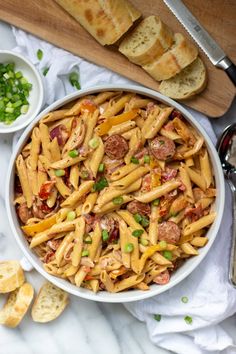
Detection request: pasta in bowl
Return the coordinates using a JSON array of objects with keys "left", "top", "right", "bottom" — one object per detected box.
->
[{"left": 6, "top": 85, "right": 224, "bottom": 302}]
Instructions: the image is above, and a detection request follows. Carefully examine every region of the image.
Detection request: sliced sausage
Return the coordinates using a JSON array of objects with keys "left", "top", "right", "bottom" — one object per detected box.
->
[
  {"left": 127, "top": 200, "right": 151, "bottom": 216},
  {"left": 158, "top": 221, "right": 181, "bottom": 244},
  {"left": 17, "top": 203, "right": 32, "bottom": 224},
  {"left": 153, "top": 270, "right": 170, "bottom": 285},
  {"left": 149, "top": 136, "right": 176, "bottom": 161},
  {"left": 104, "top": 134, "right": 129, "bottom": 160}
]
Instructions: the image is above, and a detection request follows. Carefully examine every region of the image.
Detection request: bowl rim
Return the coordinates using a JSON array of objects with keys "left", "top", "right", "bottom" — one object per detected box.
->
[
  {"left": 5, "top": 84, "right": 225, "bottom": 303},
  {"left": 0, "top": 50, "right": 44, "bottom": 134}
]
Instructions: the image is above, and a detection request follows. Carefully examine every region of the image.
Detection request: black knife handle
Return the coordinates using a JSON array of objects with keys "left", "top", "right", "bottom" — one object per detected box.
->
[{"left": 226, "top": 62, "right": 236, "bottom": 86}]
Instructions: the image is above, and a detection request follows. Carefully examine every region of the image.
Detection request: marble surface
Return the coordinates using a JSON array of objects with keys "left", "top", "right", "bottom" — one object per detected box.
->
[{"left": 0, "top": 21, "right": 236, "bottom": 354}]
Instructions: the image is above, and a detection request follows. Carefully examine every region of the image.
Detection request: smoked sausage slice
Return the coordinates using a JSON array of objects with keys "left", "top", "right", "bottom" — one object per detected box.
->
[{"left": 104, "top": 134, "right": 128, "bottom": 160}]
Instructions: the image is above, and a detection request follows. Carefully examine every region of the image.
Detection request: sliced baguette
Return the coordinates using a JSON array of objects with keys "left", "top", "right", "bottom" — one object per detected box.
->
[
  {"left": 159, "top": 57, "right": 207, "bottom": 100},
  {"left": 0, "top": 260, "right": 25, "bottom": 293},
  {"left": 31, "top": 282, "right": 69, "bottom": 323},
  {"left": 0, "top": 283, "right": 34, "bottom": 328},
  {"left": 119, "top": 16, "right": 173, "bottom": 65},
  {"left": 143, "top": 33, "right": 198, "bottom": 81}
]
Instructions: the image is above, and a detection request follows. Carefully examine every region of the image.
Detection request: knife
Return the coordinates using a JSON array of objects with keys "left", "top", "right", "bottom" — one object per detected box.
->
[{"left": 163, "top": 0, "right": 236, "bottom": 86}]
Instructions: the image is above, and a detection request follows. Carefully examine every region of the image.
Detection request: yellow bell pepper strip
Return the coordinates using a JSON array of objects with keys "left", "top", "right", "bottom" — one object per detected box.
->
[
  {"left": 21, "top": 214, "right": 57, "bottom": 236},
  {"left": 96, "top": 109, "right": 139, "bottom": 136}
]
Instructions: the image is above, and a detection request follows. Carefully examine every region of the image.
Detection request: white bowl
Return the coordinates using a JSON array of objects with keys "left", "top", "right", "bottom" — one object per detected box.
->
[
  {"left": 6, "top": 85, "right": 225, "bottom": 303},
  {"left": 0, "top": 50, "right": 44, "bottom": 133}
]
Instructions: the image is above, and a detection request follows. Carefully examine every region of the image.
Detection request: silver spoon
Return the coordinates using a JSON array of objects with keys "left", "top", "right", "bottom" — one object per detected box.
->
[{"left": 217, "top": 123, "right": 236, "bottom": 286}]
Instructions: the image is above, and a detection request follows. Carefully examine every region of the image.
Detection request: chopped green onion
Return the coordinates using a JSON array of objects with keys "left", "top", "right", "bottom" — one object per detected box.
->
[
  {"left": 181, "top": 296, "right": 188, "bottom": 304},
  {"left": 84, "top": 234, "right": 92, "bottom": 244},
  {"left": 154, "top": 314, "right": 161, "bottom": 322},
  {"left": 134, "top": 213, "right": 142, "bottom": 223},
  {"left": 102, "top": 229, "right": 109, "bottom": 242},
  {"left": 159, "top": 140, "right": 165, "bottom": 146},
  {"left": 163, "top": 250, "right": 172, "bottom": 260},
  {"left": 124, "top": 243, "right": 134, "bottom": 253},
  {"left": 92, "top": 177, "right": 108, "bottom": 192},
  {"left": 140, "top": 238, "right": 149, "bottom": 246},
  {"left": 37, "top": 49, "right": 43, "bottom": 60},
  {"left": 89, "top": 137, "right": 99, "bottom": 149},
  {"left": 69, "top": 71, "right": 81, "bottom": 90},
  {"left": 130, "top": 156, "right": 139, "bottom": 164},
  {"left": 66, "top": 211, "right": 76, "bottom": 221},
  {"left": 184, "top": 316, "right": 192, "bottom": 325},
  {"left": 82, "top": 250, "right": 89, "bottom": 257},
  {"left": 68, "top": 149, "right": 79, "bottom": 158},
  {"left": 112, "top": 196, "right": 124, "bottom": 205},
  {"left": 159, "top": 240, "right": 167, "bottom": 249},
  {"left": 55, "top": 169, "right": 65, "bottom": 177},
  {"left": 152, "top": 198, "right": 160, "bottom": 206},
  {"left": 98, "top": 163, "right": 105, "bottom": 173},
  {"left": 43, "top": 67, "right": 49, "bottom": 76},
  {"left": 141, "top": 216, "right": 149, "bottom": 227},
  {"left": 132, "top": 229, "right": 144, "bottom": 237},
  {"left": 81, "top": 170, "right": 89, "bottom": 179},
  {"left": 20, "top": 104, "right": 29, "bottom": 114},
  {"left": 144, "top": 155, "right": 150, "bottom": 164}
]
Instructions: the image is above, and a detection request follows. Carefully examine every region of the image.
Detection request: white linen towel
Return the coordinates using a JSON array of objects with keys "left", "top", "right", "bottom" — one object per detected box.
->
[{"left": 12, "top": 28, "right": 236, "bottom": 354}]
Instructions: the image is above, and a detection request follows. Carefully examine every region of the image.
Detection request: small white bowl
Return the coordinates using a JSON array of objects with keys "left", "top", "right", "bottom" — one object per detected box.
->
[
  {"left": 6, "top": 85, "right": 225, "bottom": 303},
  {"left": 0, "top": 50, "right": 44, "bottom": 133}
]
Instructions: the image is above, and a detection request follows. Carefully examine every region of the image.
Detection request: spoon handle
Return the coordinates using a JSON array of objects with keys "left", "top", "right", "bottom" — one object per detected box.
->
[{"left": 229, "top": 181, "right": 236, "bottom": 286}]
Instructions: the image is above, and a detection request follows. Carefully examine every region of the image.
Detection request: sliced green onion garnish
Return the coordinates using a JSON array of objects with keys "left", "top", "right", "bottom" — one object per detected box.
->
[
  {"left": 92, "top": 177, "right": 108, "bottom": 192},
  {"left": 37, "top": 49, "right": 43, "bottom": 60},
  {"left": 141, "top": 216, "right": 149, "bottom": 227},
  {"left": 159, "top": 240, "right": 167, "bottom": 249},
  {"left": 112, "top": 196, "right": 124, "bottom": 205},
  {"left": 98, "top": 163, "right": 105, "bottom": 173},
  {"left": 68, "top": 149, "right": 79, "bottom": 158},
  {"left": 163, "top": 250, "right": 172, "bottom": 260},
  {"left": 55, "top": 169, "right": 65, "bottom": 177},
  {"left": 69, "top": 71, "right": 81, "bottom": 90},
  {"left": 130, "top": 156, "right": 139, "bottom": 164},
  {"left": 140, "top": 238, "right": 149, "bottom": 246},
  {"left": 152, "top": 198, "right": 160, "bottom": 206},
  {"left": 144, "top": 155, "right": 150, "bottom": 164},
  {"left": 43, "top": 67, "right": 50, "bottom": 76},
  {"left": 181, "top": 296, "right": 188, "bottom": 304},
  {"left": 84, "top": 234, "right": 92, "bottom": 244},
  {"left": 184, "top": 316, "right": 192, "bottom": 325},
  {"left": 132, "top": 229, "right": 144, "bottom": 237},
  {"left": 80, "top": 170, "right": 89, "bottom": 179},
  {"left": 89, "top": 137, "right": 99, "bottom": 149},
  {"left": 124, "top": 243, "right": 134, "bottom": 253},
  {"left": 102, "top": 229, "right": 109, "bottom": 241},
  {"left": 82, "top": 250, "right": 89, "bottom": 257},
  {"left": 20, "top": 105, "right": 29, "bottom": 114},
  {"left": 154, "top": 314, "right": 161, "bottom": 322},
  {"left": 66, "top": 211, "right": 76, "bottom": 221},
  {"left": 134, "top": 213, "right": 142, "bottom": 223}
]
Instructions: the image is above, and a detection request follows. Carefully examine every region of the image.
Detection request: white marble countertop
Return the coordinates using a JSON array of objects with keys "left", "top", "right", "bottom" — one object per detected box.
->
[{"left": 0, "top": 21, "right": 236, "bottom": 354}]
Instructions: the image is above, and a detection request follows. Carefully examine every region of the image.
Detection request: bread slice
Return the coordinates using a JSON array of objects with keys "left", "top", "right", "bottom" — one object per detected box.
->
[
  {"left": 0, "top": 261, "right": 25, "bottom": 293},
  {"left": 119, "top": 16, "right": 173, "bottom": 66},
  {"left": 143, "top": 33, "right": 198, "bottom": 81},
  {"left": 55, "top": 0, "right": 141, "bottom": 46},
  {"left": 31, "top": 282, "right": 69, "bottom": 323},
  {"left": 159, "top": 57, "right": 207, "bottom": 100},
  {"left": 0, "top": 283, "right": 34, "bottom": 328}
]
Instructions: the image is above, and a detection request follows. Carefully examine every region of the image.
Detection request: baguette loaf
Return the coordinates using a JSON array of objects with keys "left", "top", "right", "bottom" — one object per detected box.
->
[
  {"left": 31, "top": 282, "right": 69, "bottom": 323},
  {"left": 159, "top": 57, "right": 207, "bottom": 100},
  {"left": 119, "top": 16, "right": 173, "bottom": 65},
  {"left": 0, "top": 260, "right": 25, "bottom": 293},
  {"left": 143, "top": 33, "right": 198, "bottom": 81},
  {"left": 55, "top": 0, "right": 141, "bottom": 46},
  {"left": 0, "top": 283, "right": 34, "bottom": 328}
]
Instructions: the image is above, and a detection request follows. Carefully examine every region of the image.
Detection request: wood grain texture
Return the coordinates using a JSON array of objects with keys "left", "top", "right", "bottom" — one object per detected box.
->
[{"left": 0, "top": 0, "right": 235, "bottom": 117}]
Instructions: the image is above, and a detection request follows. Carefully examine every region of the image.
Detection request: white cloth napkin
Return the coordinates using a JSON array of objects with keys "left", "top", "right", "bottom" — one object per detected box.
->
[{"left": 12, "top": 28, "right": 236, "bottom": 354}]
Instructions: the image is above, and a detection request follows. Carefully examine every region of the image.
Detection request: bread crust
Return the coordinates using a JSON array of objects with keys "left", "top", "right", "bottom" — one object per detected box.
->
[
  {"left": 0, "top": 283, "right": 34, "bottom": 328},
  {"left": 0, "top": 260, "right": 25, "bottom": 293},
  {"left": 55, "top": 0, "right": 141, "bottom": 45}
]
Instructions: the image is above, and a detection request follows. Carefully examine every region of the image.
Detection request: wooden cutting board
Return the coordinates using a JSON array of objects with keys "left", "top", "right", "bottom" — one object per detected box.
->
[{"left": 0, "top": 0, "right": 235, "bottom": 117}]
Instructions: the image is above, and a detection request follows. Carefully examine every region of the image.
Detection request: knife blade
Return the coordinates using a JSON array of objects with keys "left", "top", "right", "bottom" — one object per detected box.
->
[{"left": 163, "top": 0, "right": 236, "bottom": 86}]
